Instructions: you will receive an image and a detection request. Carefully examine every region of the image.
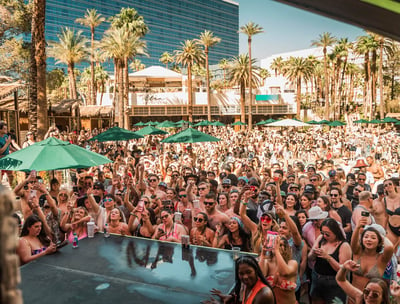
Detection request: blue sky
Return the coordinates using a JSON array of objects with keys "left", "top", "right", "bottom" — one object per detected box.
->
[{"left": 237, "top": 0, "right": 366, "bottom": 60}]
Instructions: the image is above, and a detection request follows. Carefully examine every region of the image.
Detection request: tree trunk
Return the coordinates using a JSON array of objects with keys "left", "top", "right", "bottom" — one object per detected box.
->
[
  {"left": 240, "top": 80, "right": 245, "bottom": 130},
  {"left": 187, "top": 64, "right": 193, "bottom": 122},
  {"left": 112, "top": 60, "right": 118, "bottom": 125},
  {"left": 118, "top": 60, "right": 124, "bottom": 127},
  {"left": 124, "top": 57, "right": 129, "bottom": 129},
  {"left": 296, "top": 77, "right": 301, "bottom": 118},
  {"left": 248, "top": 38, "right": 253, "bottom": 130},
  {"left": 323, "top": 48, "right": 330, "bottom": 119},
  {"left": 67, "top": 64, "right": 77, "bottom": 100},
  {"left": 35, "top": 0, "right": 47, "bottom": 140},
  {"left": 90, "top": 27, "right": 96, "bottom": 105},
  {"left": 205, "top": 48, "right": 211, "bottom": 124},
  {"left": 379, "top": 41, "right": 384, "bottom": 119},
  {"left": 29, "top": 19, "right": 37, "bottom": 135},
  {"left": 331, "top": 68, "right": 336, "bottom": 120}
]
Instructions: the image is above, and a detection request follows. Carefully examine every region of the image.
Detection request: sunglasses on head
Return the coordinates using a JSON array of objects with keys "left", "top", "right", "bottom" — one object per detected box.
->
[
  {"left": 363, "top": 288, "right": 380, "bottom": 299},
  {"left": 194, "top": 217, "right": 204, "bottom": 223},
  {"left": 204, "top": 201, "right": 214, "bottom": 206},
  {"left": 103, "top": 198, "right": 113, "bottom": 203}
]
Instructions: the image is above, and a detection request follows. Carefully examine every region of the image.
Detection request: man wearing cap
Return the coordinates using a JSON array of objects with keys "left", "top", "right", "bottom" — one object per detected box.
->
[
  {"left": 351, "top": 191, "right": 375, "bottom": 230},
  {"left": 221, "top": 178, "right": 232, "bottom": 193},
  {"left": 302, "top": 206, "right": 328, "bottom": 248}
]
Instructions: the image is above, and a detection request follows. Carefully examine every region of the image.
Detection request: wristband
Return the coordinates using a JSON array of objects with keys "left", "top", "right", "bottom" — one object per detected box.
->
[
  {"left": 130, "top": 212, "right": 138, "bottom": 218},
  {"left": 242, "top": 202, "right": 248, "bottom": 206}
]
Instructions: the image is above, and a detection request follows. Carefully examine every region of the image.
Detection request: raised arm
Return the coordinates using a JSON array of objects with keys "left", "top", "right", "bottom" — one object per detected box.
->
[{"left": 239, "top": 189, "right": 257, "bottom": 234}]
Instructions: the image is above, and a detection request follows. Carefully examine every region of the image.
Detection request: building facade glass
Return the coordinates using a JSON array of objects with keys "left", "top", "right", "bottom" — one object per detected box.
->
[{"left": 46, "top": 0, "right": 239, "bottom": 71}]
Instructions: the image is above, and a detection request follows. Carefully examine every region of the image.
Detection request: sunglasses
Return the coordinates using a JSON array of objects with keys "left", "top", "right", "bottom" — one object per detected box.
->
[
  {"left": 93, "top": 187, "right": 102, "bottom": 190},
  {"left": 260, "top": 216, "right": 272, "bottom": 223},
  {"left": 199, "top": 187, "right": 207, "bottom": 191},
  {"left": 204, "top": 201, "right": 214, "bottom": 206},
  {"left": 179, "top": 194, "right": 187, "bottom": 198},
  {"left": 193, "top": 217, "right": 204, "bottom": 223},
  {"left": 222, "top": 185, "right": 230, "bottom": 188},
  {"left": 363, "top": 288, "right": 380, "bottom": 299},
  {"left": 354, "top": 188, "right": 362, "bottom": 192},
  {"left": 358, "top": 178, "right": 366, "bottom": 181},
  {"left": 384, "top": 183, "right": 393, "bottom": 187},
  {"left": 103, "top": 198, "right": 113, "bottom": 203},
  {"left": 59, "top": 193, "right": 68, "bottom": 197},
  {"left": 43, "top": 205, "right": 51, "bottom": 209},
  {"left": 330, "top": 194, "right": 339, "bottom": 197},
  {"left": 172, "top": 175, "right": 179, "bottom": 178},
  {"left": 161, "top": 214, "right": 169, "bottom": 220},
  {"left": 85, "top": 182, "right": 93, "bottom": 186},
  {"left": 148, "top": 179, "right": 157, "bottom": 182},
  {"left": 310, "top": 179, "right": 317, "bottom": 182}
]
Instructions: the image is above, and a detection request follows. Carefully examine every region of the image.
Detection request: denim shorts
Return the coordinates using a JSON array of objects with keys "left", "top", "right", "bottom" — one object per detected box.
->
[{"left": 310, "top": 270, "right": 346, "bottom": 303}]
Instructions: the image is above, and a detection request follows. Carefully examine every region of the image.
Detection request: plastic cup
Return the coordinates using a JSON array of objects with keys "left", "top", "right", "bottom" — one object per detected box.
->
[
  {"left": 232, "top": 247, "right": 241, "bottom": 260},
  {"left": 174, "top": 212, "right": 182, "bottom": 222},
  {"left": 87, "top": 222, "right": 95, "bottom": 238}
]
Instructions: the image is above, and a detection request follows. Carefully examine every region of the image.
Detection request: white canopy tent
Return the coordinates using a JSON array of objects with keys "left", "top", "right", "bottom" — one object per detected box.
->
[{"left": 265, "top": 119, "right": 312, "bottom": 127}]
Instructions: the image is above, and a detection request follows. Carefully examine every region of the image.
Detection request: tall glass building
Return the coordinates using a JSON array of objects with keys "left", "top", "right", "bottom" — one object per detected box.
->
[{"left": 46, "top": 0, "right": 239, "bottom": 71}]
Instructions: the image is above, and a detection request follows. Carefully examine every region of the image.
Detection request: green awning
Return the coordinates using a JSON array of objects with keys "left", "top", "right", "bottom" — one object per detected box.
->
[{"left": 255, "top": 94, "right": 279, "bottom": 101}]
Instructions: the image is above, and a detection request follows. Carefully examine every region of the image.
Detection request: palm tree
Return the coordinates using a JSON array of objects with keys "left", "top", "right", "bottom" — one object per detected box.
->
[
  {"left": 240, "top": 22, "right": 263, "bottom": 130},
  {"left": 110, "top": 8, "right": 148, "bottom": 129},
  {"left": 259, "top": 68, "right": 270, "bottom": 86},
  {"left": 76, "top": 9, "right": 105, "bottom": 105},
  {"left": 48, "top": 28, "right": 88, "bottom": 100},
  {"left": 174, "top": 39, "right": 205, "bottom": 122},
  {"left": 95, "top": 65, "right": 109, "bottom": 106},
  {"left": 311, "top": 32, "right": 337, "bottom": 119},
  {"left": 218, "top": 58, "right": 229, "bottom": 87},
  {"left": 130, "top": 58, "right": 145, "bottom": 71},
  {"left": 196, "top": 30, "right": 221, "bottom": 123},
  {"left": 228, "top": 54, "right": 260, "bottom": 129},
  {"left": 159, "top": 51, "right": 174, "bottom": 69},
  {"left": 32, "top": 0, "right": 47, "bottom": 139},
  {"left": 270, "top": 56, "right": 284, "bottom": 77},
  {"left": 283, "top": 57, "right": 314, "bottom": 118}
]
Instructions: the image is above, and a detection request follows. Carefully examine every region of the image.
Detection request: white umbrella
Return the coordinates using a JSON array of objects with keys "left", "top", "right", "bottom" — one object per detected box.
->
[{"left": 265, "top": 119, "right": 312, "bottom": 127}]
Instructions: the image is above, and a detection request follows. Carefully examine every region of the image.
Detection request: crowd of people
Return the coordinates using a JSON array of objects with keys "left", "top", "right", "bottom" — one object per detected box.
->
[{"left": 3, "top": 120, "right": 400, "bottom": 303}]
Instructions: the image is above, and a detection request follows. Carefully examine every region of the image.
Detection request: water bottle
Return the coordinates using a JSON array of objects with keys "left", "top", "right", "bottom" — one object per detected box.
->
[
  {"left": 104, "top": 223, "right": 110, "bottom": 238},
  {"left": 72, "top": 233, "right": 79, "bottom": 248}
]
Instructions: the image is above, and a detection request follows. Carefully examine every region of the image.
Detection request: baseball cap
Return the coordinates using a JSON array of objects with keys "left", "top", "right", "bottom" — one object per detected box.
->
[
  {"left": 304, "top": 184, "right": 316, "bottom": 193},
  {"left": 222, "top": 178, "right": 232, "bottom": 185},
  {"left": 328, "top": 170, "right": 337, "bottom": 177}
]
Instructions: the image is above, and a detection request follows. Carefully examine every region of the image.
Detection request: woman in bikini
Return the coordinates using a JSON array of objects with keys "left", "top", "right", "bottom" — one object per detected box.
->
[
  {"left": 17, "top": 214, "right": 56, "bottom": 265},
  {"left": 259, "top": 235, "right": 298, "bottom": 304},
  {"left": 60, "top": 206, "right": 90, "bottom": 243},
  {"left": 107, "top": 208, "right": 131, "bottom": 235},
  {"left": 206, "top": 255, "right": 275, "bottom": 304},
  {"left": 350, "top": 220, "right": 393, "bottom": 297},
  {"left": 152, "top": 209, "right": 186, "bottom": 243},
  {"left": 383, "top": 178, "right": 400, "bottom": 245},
  {"left": 213, "top": 216, "right": 251, "bottom": 252}
]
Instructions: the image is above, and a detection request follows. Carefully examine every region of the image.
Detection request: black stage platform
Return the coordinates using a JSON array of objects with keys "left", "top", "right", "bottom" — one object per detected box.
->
[{"left": 20, "top": 234, "right": 241, "bottom": 303}]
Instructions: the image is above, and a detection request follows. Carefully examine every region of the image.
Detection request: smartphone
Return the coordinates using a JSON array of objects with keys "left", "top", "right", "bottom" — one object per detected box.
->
[
  {"left": 162, "top": 200, "right": 172, "bottom": 207},
  {"left": 72, "top": 186, "right": 79, "bottom": 194},
  {"left": 361, "top": 211, "right": 370, "bottom": 217},
  {"left": 29, "top": 190, "right": 37, "bottom": 198},
  {"left": 158, "top": 228, "right": 164, "bottom": 234},
  {"left": 137, "top": 200, "right": 145, "bottom": 212},
  {"left": 265, "top": 231, "right": 278, "bottom": 252}
]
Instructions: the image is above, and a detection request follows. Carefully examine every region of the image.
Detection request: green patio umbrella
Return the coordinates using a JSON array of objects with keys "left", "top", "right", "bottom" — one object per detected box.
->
[
  {"left": 256, "top": 120, "right": 267, "bottom": 125},
  {"left": 264, "top": 118, "right": 277, "bottom": 124},
  {"left": 395, "top": 121, "right": 400, "bottom": 126},
  {"left": 136, "top": 126, "right": 169, "bottom": 136},
  {"left": 88, "top": 126, "right": 143, "bottom": 142},
  {"left": 161, "top": 128, "right": 221, "bottom": 143},
  {"left": 232, "top": 121, "right": 247, "bottom": 126},
  {"left": 382, "top": 117, "right": 398, "bottom": 123},
  {"left": 143, "top": 121, "right": 153, "bottom": 126},
  {"left": 328, "top": 121, "right": 346, "bottom": 127},
  {"left": 369, "top": 119, "right": 383, "bottom": 124},
  {"left": 193, "top": 120, "right": 213, "bottom": 127},
  {"left": 174, "top": 120, "right": 193, "bottom": 127},
  {"left": 211, "top": 121, "right": 225, "bottom": 126},
  {"left": 317, "top": 120, "right": 330, "bottom": 124},
  {"left": 306, "top": 120, "right": 319, "bottom": 124},
  {"left": 133, "top": 121, "right": 145, "bottom": 126},
  {"left": 157, "top": 120, "right": 176, "bottom": 128},
  {"left": 354, "top": 119, "right": 369, "bottom": 124},
  {"left": 0, "top": 137, "right": 111, "bottom": 172},
  {"left": 149, "top": 121, "right": 159, "bottom": 126}
]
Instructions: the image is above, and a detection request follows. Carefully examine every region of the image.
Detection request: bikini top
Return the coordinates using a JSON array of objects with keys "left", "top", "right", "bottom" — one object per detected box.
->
[
  {"left": 266, "top": 276, "right": 297, "bottom": 291},
  {"left": 384, "top": 197, "right": 400, "bottom": 216},
  {"left": 353, "top": 256, "right": 381, "bottom": 279},
  {"left": 23, "top": 238, "right": 46, "bottom": 255},
  {"left": 159, "top": 223, "right": 179, "bottom": 241}
]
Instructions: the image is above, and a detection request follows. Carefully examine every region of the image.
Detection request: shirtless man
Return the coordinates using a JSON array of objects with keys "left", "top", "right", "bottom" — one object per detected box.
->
[
  {"left": 372, "top": 184, "right": 387, "bottom": 228},
  {"left": 203, "top": 192, "right": 229, "bottom": 232},
  {"left": 383, "top": 178, "right": 400, "bottom": 245},
  {"left": 366, "top": 156, "right": 384, "bottom": 184}
]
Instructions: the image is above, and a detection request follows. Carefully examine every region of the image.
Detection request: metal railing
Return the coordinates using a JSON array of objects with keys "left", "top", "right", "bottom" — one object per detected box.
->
[{"left": 131, "top": 104, "right": 296, "bottom": 116}]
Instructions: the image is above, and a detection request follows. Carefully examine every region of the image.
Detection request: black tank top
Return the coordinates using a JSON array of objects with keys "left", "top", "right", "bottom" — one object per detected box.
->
[{"left": 314, "top": 241, "right": 343, "bottom": 276}]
